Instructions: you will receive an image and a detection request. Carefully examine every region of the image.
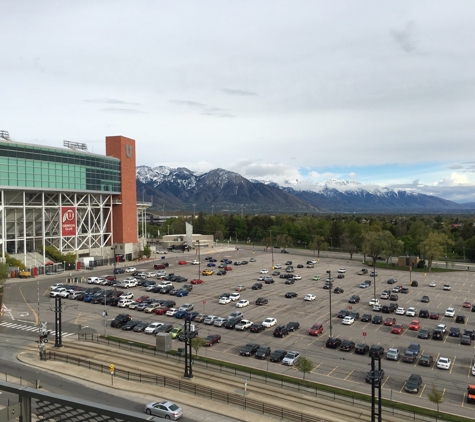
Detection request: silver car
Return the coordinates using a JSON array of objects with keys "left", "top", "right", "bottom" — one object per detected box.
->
[{"left": 144, "top": 400, "right": 183, "bottom": 420}]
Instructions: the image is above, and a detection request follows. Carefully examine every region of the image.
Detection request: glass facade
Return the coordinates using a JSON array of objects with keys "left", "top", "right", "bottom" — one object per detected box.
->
[{"left": 0, "top": 141, "right": 121, "bottom": 193}]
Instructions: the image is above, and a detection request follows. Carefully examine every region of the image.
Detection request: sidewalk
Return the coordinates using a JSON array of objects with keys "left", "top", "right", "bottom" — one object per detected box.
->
[{"left": 16, "top": 339, "right": 410, "bottom": 422}]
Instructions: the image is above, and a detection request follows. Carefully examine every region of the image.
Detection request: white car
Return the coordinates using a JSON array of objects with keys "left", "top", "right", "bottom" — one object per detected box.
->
[
  {"left": 262, "top": 317, "right": 277, "bottom": 327},
  {"left": 260, "top": 269, "right": 268, "bottom": 274},
  {"left": 218, "top": 296, "right": 231, "bottom": 304},
  {"left": 342, "top": 316, "right": 355, "bottom": 325},
  {"left": 310, "top": 259, "right": 317, "bottom": 264},
  {"left": 338, "top": 268, "right": 346, "bottom": 273},
  {"left": 429, "top": 281, "right": 436, "bottom": 287},
  {"left": 236, "top": 299, "right": 249, "bottom": 308},
  {"left": 120, "top": 292, "right": 134, "bottom": 299},
  {"left": 472, "top": 362, "right": 475, "bottom": 376},
  {"left": 443, "top": 284, "right": 452, "bottom": 291},
  {"left": 50, "top": 288, "right": 69, "bottom": 298},
  {"left": 369, "top": 298, "right": 379, "bottom": 306},
  {"left": 274, "top": 264, "right": 282, "bottom": 269},
  {"left": 282, "top": 350, "right": 300, "bottom": 366},
  {"left": 436, "top": 324, "right": 447, "bottom": 333},
  {"left": 304, "top": 294, "right": 316, "bottom": 301},
  {"left": 395, "top": 307, "right": 406, "bottom": 315},
  {"left": 156, "top": 250, "right": 168, "bottom": 254},
  {"left": 406, "top": 307, "right": 417, "bottom": 317},
  {"left": 257, "top": 276, "right": 265, "bottom": 281},
  {"left": 156, "top": 270, "right": 167, "bottom": 277},
  {"left": 179, "top": 303, "right": 193, "bottom": 311},
  {"left": 437, "top": 357, "right": 452, "bottom": 370},
  {"left": 229, "top": 292, "right": 240, "bottom": 301},
  {"left": 293, "top": 274, "right": 302, "bottom": 280},
  {"left": 87, "top": 277, "right": 99, "bottom": 284},
  {"left": 166, "top": 308, "right": 178, "bottom": 316},
  {"left": 144, "top": 322, "right": 163, "bottom": 334},
  {"left": 125, "top": 267, "right": 136, "bottom": 273},
  {"left": 445, "top": 308, "right": 455, "bottom": 317},
  {"left": 191, "top": 260, "right": 200, "bottom": 265},
  {"left": 235, "top": 319, "right": 253, "bottom": 330}
]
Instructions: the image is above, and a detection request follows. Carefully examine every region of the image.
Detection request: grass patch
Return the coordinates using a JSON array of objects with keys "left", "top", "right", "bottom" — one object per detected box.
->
[{"left": 97, "top": 336, "right": 473, "bottom": 422}]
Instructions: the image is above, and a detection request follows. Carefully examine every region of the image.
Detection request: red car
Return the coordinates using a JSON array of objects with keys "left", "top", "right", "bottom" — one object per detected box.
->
[
  {"left": 154, "top": 264, "right": 166, "bottom": 269},
  {"left": 204, "top": 334, "right": 221, "bottom": 346},
  {"left": 190, "top": 278, "right": 204, "bottom": 285},
  {"left": 154, "top": 306, "right": 169, "bottom": 315},
  {"left": 224, "top": 266, "right": 233, "bottom": 271},
  {"left": 408, "top": 320, "right": 420, "bottom": 331},
  {"left": 463, "top": 301, "right": 472, "bottom": 308},
  {"left": 178, "top": 260, "right": 187, "bottom": 265},
  {"left": 391, "top": 324, "right": 405, "bottom": 334},
  {"left": 308, "top": 324, "right": 324, "bottom": 336},
  {"left": 384, "top": 317, "right": 396, "bottom": 326},
  {"left": 429, "top": 312, "right": 439, "bottom": 320},
  {"left": 135, "top": 295, "right": 150, "bottom": 303},
  {"left": 104, "top": 275, "right": 117, "bottom": 281}
]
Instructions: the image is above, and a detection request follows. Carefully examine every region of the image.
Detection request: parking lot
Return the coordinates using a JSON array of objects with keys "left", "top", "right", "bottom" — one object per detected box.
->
[{"left": 4, "top": 248, "right": 475, "bottom": 415}]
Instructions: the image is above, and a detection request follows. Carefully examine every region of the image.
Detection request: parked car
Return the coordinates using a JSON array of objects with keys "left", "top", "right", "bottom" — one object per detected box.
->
[
  {"left": 144, "top": 401, "right": 183, "bottom": 420},
  {"left": 204, "top": 334, "right": 221, "bottom": 346},
  {"left": 250, "top": 323, "right": 265, "bottom": 333},
  {"left": 269, "top": 349, "right": 287, "bottom": 362},
  {"left": 282, "top": 350, "right": 300, "bottom": 366},
  {"left": 255, "top": 346, "right": 272, "bottom": 360},
  {"left": 355, "top": 344, "right": 370, "bottom": 355},
  {"left": 308, "top": 324, "right": 323, "bottom": 336},
  {"left": 404, "top": 374, "right": 423, "bottom": 394},
  {"left": 419, "top": 355, "right": 434, "bottom": 367},
  {"left": 240, "top": 343, "right": 260, "bottom": 357},
  {"left": 386, "top": 348, "right": 400, "bottom": 361},
  {"left": 326, "top": 337, "right": 342, "bottom": 349}
]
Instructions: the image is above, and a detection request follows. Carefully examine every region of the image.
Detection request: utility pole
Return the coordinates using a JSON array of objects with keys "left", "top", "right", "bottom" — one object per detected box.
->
[{"left": 326, "top": 270, "right": 333, "bottom": 337}]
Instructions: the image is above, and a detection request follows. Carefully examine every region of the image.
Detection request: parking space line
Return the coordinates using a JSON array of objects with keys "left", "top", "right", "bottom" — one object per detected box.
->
[
  {"left": 327, "top": 366, "right": 339, "bottom": 376},
  {"left": 344, "top": 369, "right": 355, "bottom": 380},
  {"left": 432, "top": 353, "right": 440, "bottom": 370},
  {"left": 450, "top": 356, "right": 456, "bottom": 374},
  {"left": 419, "top": 383, "right": 427, "bottom": 397}
]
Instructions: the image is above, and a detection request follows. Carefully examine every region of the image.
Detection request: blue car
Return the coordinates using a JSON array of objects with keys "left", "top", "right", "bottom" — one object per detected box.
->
[
  {"left": 225, "top": 259, "right": 232, "bottom": 264},
  {"left": 175, "top": 310, "right": 187, "bottom": 318},
  {"left": 114, "top": 268, "right": 125, "bottom": 274},
  {"left": 207, "top": 263, "right": 216, "bottom": 267},
  {"left": 175, "top": 290, "right": 189, "bottom": 297},
  {"left": 83, "top": 294, "right": 95, "bottom": 302}
]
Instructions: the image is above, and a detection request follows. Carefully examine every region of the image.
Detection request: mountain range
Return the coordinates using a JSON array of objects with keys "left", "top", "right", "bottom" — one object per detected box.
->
[{"left": 136, "top": 166, "right": 475, "bottom": 214}]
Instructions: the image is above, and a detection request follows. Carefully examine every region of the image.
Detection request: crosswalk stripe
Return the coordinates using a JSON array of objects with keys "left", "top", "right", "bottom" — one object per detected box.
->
[{"left": 0, "top": 322, "right": 75, "bottom": 337}]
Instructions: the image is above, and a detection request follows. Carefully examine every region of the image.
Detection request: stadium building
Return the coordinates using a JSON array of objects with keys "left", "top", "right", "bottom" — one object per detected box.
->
[{"left": 0, "top": 132, "right": 144, "bottom": 270}]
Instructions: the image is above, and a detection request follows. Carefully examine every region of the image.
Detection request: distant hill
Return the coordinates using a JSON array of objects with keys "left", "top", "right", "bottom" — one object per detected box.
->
[{"left": 136, "top": 166, "right": 473, "bottom": 213}]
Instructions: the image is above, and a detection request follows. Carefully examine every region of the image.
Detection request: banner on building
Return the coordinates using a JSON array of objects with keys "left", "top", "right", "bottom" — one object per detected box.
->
[{"left": 61, "top": 207, "right": 77, "bottom": 237}]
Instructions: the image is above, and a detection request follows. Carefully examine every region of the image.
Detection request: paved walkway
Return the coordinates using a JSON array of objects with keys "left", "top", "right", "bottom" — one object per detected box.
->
[{"left": 16, "top": 339, "right": 412, "bottom": 422}]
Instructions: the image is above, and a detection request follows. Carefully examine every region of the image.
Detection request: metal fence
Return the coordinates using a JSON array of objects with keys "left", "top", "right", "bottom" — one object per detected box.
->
[{"left": 75, "top": 334, "right": 457, "bottom": 422}]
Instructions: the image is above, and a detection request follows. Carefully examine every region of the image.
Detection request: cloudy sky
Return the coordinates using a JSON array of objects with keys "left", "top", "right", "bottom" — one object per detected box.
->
[{"left": 2, "top": 1, "right": 475, "bottom": 202}]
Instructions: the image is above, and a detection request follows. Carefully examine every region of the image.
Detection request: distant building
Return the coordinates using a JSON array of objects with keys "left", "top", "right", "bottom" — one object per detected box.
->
[{"left": 398, "top": 256, "right": 420, "bottom": 268}]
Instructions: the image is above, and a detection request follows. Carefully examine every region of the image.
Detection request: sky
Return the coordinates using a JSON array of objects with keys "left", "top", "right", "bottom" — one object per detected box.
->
[{"left": 2, "top": 1, "right": 475, "bottom": 203}]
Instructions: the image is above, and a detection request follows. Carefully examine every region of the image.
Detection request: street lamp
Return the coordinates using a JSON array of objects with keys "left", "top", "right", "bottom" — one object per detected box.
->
[
  {"left": 326, "top": 270, "right": 333, "bottom": 337},
  {"left": 197, "top": 240, "right": 201, "bottom": 280},
  {"left": 373, "top": 258, "right": 377, "bottom": 300}
]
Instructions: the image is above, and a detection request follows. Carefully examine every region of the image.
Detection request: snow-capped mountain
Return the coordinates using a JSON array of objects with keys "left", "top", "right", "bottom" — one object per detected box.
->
[{"left": 136, "top": 165, "right": 471, "bottom": 213}]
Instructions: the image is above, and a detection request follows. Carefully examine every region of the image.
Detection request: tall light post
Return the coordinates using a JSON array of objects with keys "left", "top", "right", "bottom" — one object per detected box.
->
[
  {"left": 270, "top": 230, "right": 274, "bottom": 269},
  {"left": 373, "top": 258, "right": 377, "bottom": 300},
  {"left": 326, "top": 270, "right": 333, "bottom": 337},
  {"left": 197, "top": 240, "right": 201, "bottom": 280}
]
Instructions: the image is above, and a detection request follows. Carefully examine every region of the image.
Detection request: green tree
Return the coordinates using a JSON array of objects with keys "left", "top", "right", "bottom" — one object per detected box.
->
[
  {"left": 0, "top": 262, "right": 9, "bottom": 287},
  {"left": 339, "top": 232, "right": 358, "bottom": 260},
  {"left": 419, "top": 232, "right": 454, "bottom": 272},
  {"left": 427, "top": 384, "right": 444, "bottom": 421},
  {"left": 295, "top": 356, "right": 314, "bottom": 381},
  {"left": 143, "top": 244, "right": 151, "bottom": 258},
  {"left": 361, "top": 231, "right": 390, "bottom": 265},
  {"left": 191, "top": 337, "right": 208, "bottom": 357}
]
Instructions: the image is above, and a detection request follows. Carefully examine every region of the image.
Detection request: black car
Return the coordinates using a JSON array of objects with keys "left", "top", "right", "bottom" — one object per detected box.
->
[
  {"left": 255, "top": 297, "right": 268, "bottom": 305},
  {"left": 255, "top": 345, "right": 271, "bottom": 359},
  {"left": 224, "top": 317, "right": 242, "bottom": 329},
  {"left": 449, "top": 327, "right": 461, "bottom": 337},
  {"left": 369, "top": 345, "right": 384, "bottom": 358},
  {"left": 418, "top": 355, "right": 433, "bottom": 367},
  {"left": 461, "top": 335, "right": 472, "bottom": 345},
  {"left": 113, "top": 268, "right": 125, "bottom": 274},
  {"left": 464, "top": 329, "right": 475, "bottom": 340},
  {"left": 240, "top": 343, "right": 260, "bottom": 356},
  {"left": 411, "top": 280, "right": 418, "bottom": 287},
  {"left": 286, "top": 321, "right": 300, "bottom": 332},
  {"left": 404, "top": 374, "right": 423, "bottom": 394},
  {"left": 348, "top": 295, "right": 360, "bottom": 304},
  {"left": 132, "top": 321, "right": 149, "bottom": 332},
  {"left": 270, "top": 349, "right": 287, "bottom": 362},
  {"left": 382, "top": 305, "right": 392, "bottom": 314},
  {"left": 455, "top": 315, "right": 466, "bottom": 323},
  {"left": 372, "top": 315, "right": 383, "bottom": 324},
  {"left": 264, "top": 277, "right": 275, "bottom": 284},
  {"left": 339, "top": 340, "right": 355, "bottom": 352},
  {"left": 285, "top": 278, "right": 295, "bottom": 285},
  {"left": 365, "top": 369, "right": 385, "bottom": 385},
  {"left": 323, "top": 282, "right": 333, "bottom": 289},
  {"left": 250, "top": 323, "right": 265, "bottom": 333},
  {"left": 361, "top": 314, "right": 372, "bottom": 322},
  {"left": 402, "top": 351, "right": 415, "bottom": 363},
  {"left": 273, "top": 325, "right": 289, "bottom": 337},
  {"left": 348, "top": 311, "right": 360, "bottom": 320},
  {"left": 389, "top": 294, "right": 399, "bottom": 301},
  {"left": 338, "top": 310, "right": 349, "bottom": 318},
  {"left": 110, "top": 314, "right": 132, "bottom": 328},
  {"left": 285, "top": 261, "right": 293, "bottom": 265},
  {"left": 421, "top": 295, "right": 430, "bottom": 303},
  {"left": 285, "top": 292, "right": 298, "bottom": 298},
  {"left": 401, "top": 287, "right": 409, "bottom": 294},
  {"left": 432, "top": 329, "right": 445, "bottom": 340},
  {"left": 355, "top": 343, "right": 370, "bottom": 355},
  {"left": 122, "top": 320, "right": 141, "bottom": 331},
  {"left": 333, "top": 287, "right": 344, "bottom": 294},
  {"left": 337, "top": 274, "right": 345, "bottom": 279},
  {"left": 217, "top": 270, "right": 227, "bottom": 275},
  {"left": 156, "top": 323, "right": 173, "bottom": 333},
  {"left": 418, "top": 328, "right": 431, "bottom": 339},
  {"left": 418, "top": 309, "right": 429, "bottom": 318},
  {"left": 297, "top": 264, "right": 304, "bottom": 268},
  {"left": 252, "top": 283, "right": 263, "bottom": 290},
  {"left": 326, "top": 337, "right": 342, "bottom": 349},
  {"left": 387, "top": 278, "right": 397, "bottom": 284}
]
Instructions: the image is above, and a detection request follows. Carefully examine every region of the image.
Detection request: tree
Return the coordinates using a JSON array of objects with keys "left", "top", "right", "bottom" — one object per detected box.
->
[
  {"left": 295, "top": 356, "right": 314, "bottom": 381},
  {"left": 0, "top": 262, "right": 9, "bottom": 287},
  {"left": 361, "top": 231, "right": 390, "bottom": 265},
  {"left": 191, "top": 337, "right": 207, "bottom": 357},
  {"left": 340, "top": 232, "right": 358, "bottom": 260},
  {"left": 143, "top": 244, "right": 151, "bottom": 258},
  {"left": 419, "top": 232, "right": 454, "bottom": 272},
  {"left": 427, "top": 384, "right": 444, "bottom": 421}
]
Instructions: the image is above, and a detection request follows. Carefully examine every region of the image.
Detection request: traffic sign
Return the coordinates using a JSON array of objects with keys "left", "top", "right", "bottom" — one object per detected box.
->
[
  {"left": 202, "top": 300, "right": 206, "bottom": 304},
  {"left": 348, "top": 306, "right": 352, "bottom": 310},
  {"left": 110, "top": 364, "right": 115, "bottom": 374},
  {"left": 363, "top": 332, "right": 367, "bottom": 337}
]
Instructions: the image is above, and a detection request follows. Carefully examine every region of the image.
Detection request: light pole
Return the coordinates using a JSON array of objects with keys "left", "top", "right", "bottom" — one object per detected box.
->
[
  {"left": 373, "top": 258, "right": 377, "bottom": 299},
  {"left": 326, "top": 270, "right": 333, "bottom": 337},
  {"left": 197, "top": 240, "right": 201, "bottom": 280},
  {"left": 270, "top": 230, "right": 274, "bottom": 269}
]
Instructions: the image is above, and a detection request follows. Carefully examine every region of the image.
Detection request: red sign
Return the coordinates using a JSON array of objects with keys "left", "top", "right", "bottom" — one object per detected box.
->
[
  {"left": 202, "top": 300, "right": 206, "bottom": 304},
  {"left": 61, "top": 207, "right": 76, "bottom": 237},
  {"left": 363, "top": 332, "right": 367, "bottom": 337},
  {"left": 348, "top": 306, "right": 352, "bottom": 310}
]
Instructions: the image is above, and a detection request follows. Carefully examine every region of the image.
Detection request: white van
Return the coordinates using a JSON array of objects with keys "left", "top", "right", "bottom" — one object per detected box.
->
[{"left": 87, "top": 277, "right": 99, "bottom": 284}]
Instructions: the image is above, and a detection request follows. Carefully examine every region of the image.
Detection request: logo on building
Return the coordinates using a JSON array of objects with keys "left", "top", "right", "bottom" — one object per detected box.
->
[
  {"left": 61, "top": 207, "right": 77, "bottom": 237},
  {"left": 125, "top": 144, "right": 133, "bottom": 158}
]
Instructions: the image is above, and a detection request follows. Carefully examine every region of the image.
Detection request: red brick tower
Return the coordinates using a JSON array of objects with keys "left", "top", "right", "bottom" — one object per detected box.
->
[{"left": 105, "top": 136, "right": 138, "bottom": 244}]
